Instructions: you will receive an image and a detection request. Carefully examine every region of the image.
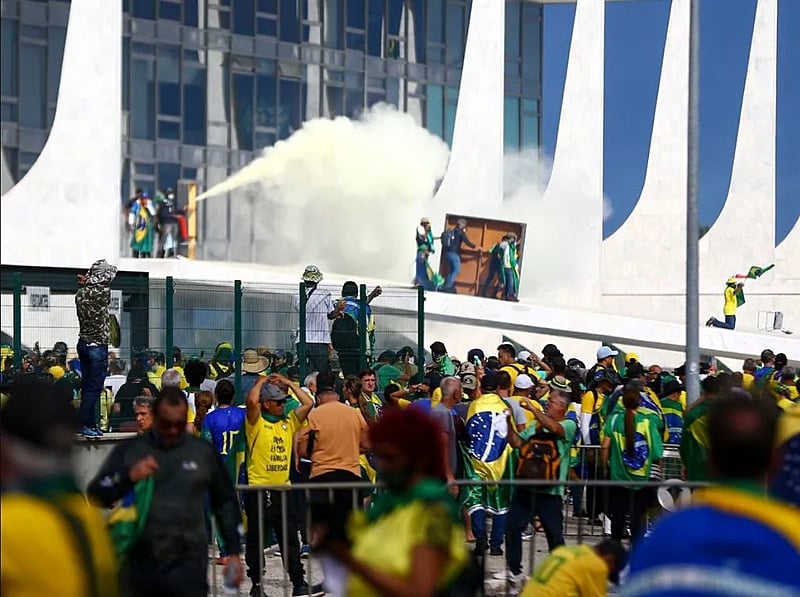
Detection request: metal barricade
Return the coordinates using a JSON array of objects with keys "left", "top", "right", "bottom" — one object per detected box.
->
[{"left": 208, "top": 476, "right": 703, "bottom": 597}]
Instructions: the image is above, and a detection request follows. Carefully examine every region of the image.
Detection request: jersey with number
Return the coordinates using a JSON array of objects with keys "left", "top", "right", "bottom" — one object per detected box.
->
[
  {"left": 201, "top": 406, "right": 247, "bottom": 461},
  {"left": 521, "top": 544, "right": 608, "bottom": 597}
]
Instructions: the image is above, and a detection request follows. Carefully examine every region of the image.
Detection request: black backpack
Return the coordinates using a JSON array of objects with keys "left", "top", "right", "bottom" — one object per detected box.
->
[{"left": 516, "top": 430, "right": 561, "bottom": 484}]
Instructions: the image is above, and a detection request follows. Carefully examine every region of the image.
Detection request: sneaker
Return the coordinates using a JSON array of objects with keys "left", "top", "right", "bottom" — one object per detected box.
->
[
  {"left": 93, "top": 426, "right": 105, "bottom": 437},
  {"left": 705, "top": 317, "right": 716, "bottom": 327},
  {"left": 491, "top": 570, "right": 527, "bottom": 585},
  {"left": 292, "top": 583, "right": 325, "bottom": 597},
  {"left": 79, "top": 426, "right": 100, "bottom": 438},
  {"left": 489, "top": 546, "right": 504, "bottom": 556},
  {"left": 263, "top": 543, "right": 279, "bottom": 555},
  {"left": 300, "top": 544, "right": 311, "bottom": 559}
]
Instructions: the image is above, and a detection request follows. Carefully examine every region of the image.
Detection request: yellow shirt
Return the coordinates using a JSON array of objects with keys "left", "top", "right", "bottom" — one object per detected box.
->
[
  {"left": 520, "top": 544, "right": 608, "bottom": 597},
  {"left": 742, "top": 373, "right": 756, "bottom": 393},
  {"left": 500, "top": 363, "right": 529, "bottom": 389},
  {"left": 509, "top": 394, "right": 541, "bottom": 426},
  {"left": 1, "top": 492, "right": 118, "bottom": 597},
  {"left": 246, "top": 411, "right": 301, "bottom": 485},
  {"left": 723, "top": 285, "right": 737, "bottom": 316},
  {"left": 148, "top": 365, "right": 166, "bottom": 390}
]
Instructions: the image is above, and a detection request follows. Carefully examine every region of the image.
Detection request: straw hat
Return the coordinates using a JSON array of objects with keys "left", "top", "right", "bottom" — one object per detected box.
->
[{"left": 241, "top": 349, "right": 268, "bottom": 374}]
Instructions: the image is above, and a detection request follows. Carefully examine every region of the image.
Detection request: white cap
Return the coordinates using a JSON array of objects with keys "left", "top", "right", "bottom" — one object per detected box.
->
[
  {"left": 518, "top": 350, "right": 532, "bottom": 362},
  {"left": 597, "top": 346, "right": 618, "bottom": 360},
  {"left": 515, "top": 374, "right": 534, "bottom": 390}
]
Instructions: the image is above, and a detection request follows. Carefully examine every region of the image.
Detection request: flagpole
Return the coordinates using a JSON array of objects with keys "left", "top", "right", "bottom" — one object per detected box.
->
[{"left": 686, "top": 0, "right": 701, "bottom": 404}]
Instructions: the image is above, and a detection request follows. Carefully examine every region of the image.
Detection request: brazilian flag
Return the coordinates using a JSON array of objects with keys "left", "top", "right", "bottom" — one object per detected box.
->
[{"left": 131, "top": 204, "right": 155, "bottom": 254}]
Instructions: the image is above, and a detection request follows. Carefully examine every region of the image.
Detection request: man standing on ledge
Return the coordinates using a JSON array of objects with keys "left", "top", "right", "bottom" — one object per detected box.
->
[
  {"left": 441, "top": 218, "right": 480, "bottom": 292},
  {"left": 705, "top": 277, "right": 743, "bottom": 330},
  {"left": 76, "top": 259, "right": 117, "bottom": 438},
  {"left": 293, "top": 265, "right": 341, "bottom": 373}
]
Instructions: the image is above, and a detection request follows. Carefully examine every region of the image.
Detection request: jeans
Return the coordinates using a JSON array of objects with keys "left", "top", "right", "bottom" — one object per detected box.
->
[
  {"left": 506, "top": 490, "right": 564, "bottom": 574},
  {"left": 711, "top": 315, "right": 736, "bottom": 329},
  {"left": 77, "top": 339, "right": 108, "bottom": 428},
  {"left": 243, "top": 490, "right": 305, "bottom": 589},
  {"left": 444, "top": 251, "right": 461, "bottom": 289},
  {"left": 121, "top": 557, "right": 207, "bottom": 597},
  {"left": 309, "top": 470, "right": 362, "bottom": 543},
  {"left": 470, "top": 509, "right": 507, "bottom": 550},
  {"left": 608, "top": 486, "right": 653, "bottom": 544},
  {"left": 503, "top": 267, "right": 517, "bottom": 300},
  {"left": 479, "top": 260, "right": 502, "bottom": 298}
]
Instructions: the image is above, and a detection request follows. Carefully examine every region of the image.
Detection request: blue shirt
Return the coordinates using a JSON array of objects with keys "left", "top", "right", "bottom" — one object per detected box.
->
[{"left": 201, "top": 406, "right": 247, "bottom": 460}]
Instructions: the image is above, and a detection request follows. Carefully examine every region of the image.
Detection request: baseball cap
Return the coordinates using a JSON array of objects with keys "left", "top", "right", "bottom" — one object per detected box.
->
[
  {"left": 518, "top": 350, "right": 532, "bottom": 362},
  {"left": 260, "top": 383, "right": 288, "bottom": 402},
  {"left": 515, "top": 374, "right": 534, "bottom": 390},
  {"left": 597, "top": 346, "right": 618, "bottom": 360},
  {"left": 460, "top": 372, "right": 478, "bottom": 391}
]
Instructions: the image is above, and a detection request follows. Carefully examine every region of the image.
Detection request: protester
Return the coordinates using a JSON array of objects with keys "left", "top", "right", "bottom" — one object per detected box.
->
[
  {"left": 330, "top": 281, "right": 381, "bottom": 376},
  {"left": 75, "top": 259, "right": 118, "bottom": 438},
  {"left": 680, "top": 375, "right": 721, "bottom": 482},
  {"left": 129, "top": 191, "right": 156, "bottom": 258},
  {"left": 625, "top": 393, "right": 800, "bottom": 596},
  {"left": 601, "top": 383, "right": 663, "bottom": 543},
  {"left": 519, "top": 540, "right": 627, "bottom": 597},
  {"left": 705, "top": 277, "right": 744, "bottom": 329},
  {"left": 318, "top": 407, "right": 469, "bottom": 596},
  {"left": 87, "top": 386, "right": 243, "bottom": 595},
  {"left": 441, "top": 218, "right": 479, "bottom": 292},
  {"left": 499, "top": 385, "right": 579, "bottom": 590},
  {"left": 1, "top": 377, "right": 118, "bottom": 596},
  {"left": 243, "top": 374, "right": 321, "bottom": 597},
  {"left": 133, "top": 395, "right": 154, "bottom": 434},
  {"left": 294, "top": 265, "right": 336, "bottom": 373}
]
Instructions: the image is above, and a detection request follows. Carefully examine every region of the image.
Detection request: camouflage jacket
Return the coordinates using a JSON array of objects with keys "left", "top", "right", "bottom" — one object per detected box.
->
[{"left": 75, "top": 260, "right": 117, "bottom": 344}]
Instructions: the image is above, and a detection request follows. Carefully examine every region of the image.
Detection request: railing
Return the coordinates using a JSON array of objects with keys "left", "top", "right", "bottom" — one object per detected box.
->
[
  {"left": 1, "top": 271, "right": 424, "bottom": 403},
  {"left": 204, "top": 446, "right": 694, "bottom": 597}
]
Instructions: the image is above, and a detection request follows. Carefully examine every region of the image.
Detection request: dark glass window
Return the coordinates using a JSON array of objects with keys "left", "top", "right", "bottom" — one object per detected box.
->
[
  {"left": 184, "top": 0, "right": 199, "bottom": 26},
  {"left": 159, "top": 1, "right": 181, "bottom": 21},
  {"left": 504, "top": 96, "right": 520, "bottom": 151},
  {"left": 324, "top": 0, "right": 343, "bottom": 49},
  {"left": 232, "top": 72, "right": 255, "bottom": 150},
  {"left": 183, "top": 67, "right": 206, "bottom": 145},
  {"left": 366, "top": 1, "right": 383, "bottom": 57},
  {"left": 257, "top": 17, "right": 278, "bottom": 36},
  {"left": 132, "top": 0, "right": 157, "bottom": 19},
  {"left": 428, "top": 0, "right": 444, "bottom": 43},
  {"left": 47, "top": 26, "right": 66, "bottom": 123},
  {"left": 122, "top": 37, "right": 130, "bottom": 111},
  {"left": 409, "top": 0, "right": 425, "bottom": 63},
  {"left": 280, "top": 0, "right": 300, "bottom": 42},
  {"left": 278, "top": 78, "right": 303, "bottom": 139},
  {"left": 522, "top": 98, "right": 538, "bottom": 148},
  {"left": 157, "top": 162, "right": 181, "bottom": 192},
  {"left": 346, "top": 31, "right": 364, "bottom": 52},
  {"left": 346, "top": 0, "right": 365, "bottom": 29},
  {"left": 521, "top": 3, "right": 541, "bottom": 81},
  {"left": 426, "top": 84, "right": 444, "bottom": 139},
  {"left": 1, "top": 19, "right": 19, "bottom": 96},
  {"left": 131, "top": 58, "right": 156, "bottom": 139},
  {"left": 445, "top": 1, "right": 464, "bottom": 68},
  {"left": 326, "top": 85, "right": 343, "bottom": 116},
  {"left": 258, "top": 0, "right": 277, "bottom": 14},
  {"left": 505, "top": 0, "right": 520, "bottom": 58},
  {"left": 345, "top": 87, "right": 363, "bottom": 118},
  {"left": 233, "top": 0, "right": 255, "bottom": 35},
  {"left": 158, "top": 46, "right": 181, "bottom": 116},
  {"left": 386, "top": 77, "right": 400, "bottom": 108},
  {"left": 256, "top": 66, "right": 277, "bottom": 128},
  {"left": 158, "top": 119, "right": 181, "bottom": 139},
  {"left": 19, "top": 43, "right": 46, "bottom": 129},
  {"left": 444, "top": 85, "right": 458, "bottom": 145}
]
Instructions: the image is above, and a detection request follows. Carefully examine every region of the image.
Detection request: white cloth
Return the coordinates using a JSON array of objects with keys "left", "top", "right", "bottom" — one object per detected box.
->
[
  {"left": 104, "top": 374, "right": 127, "bottom": 397},
  {"left": 292, "top": 287, "right": 333, "bottom": 344}
]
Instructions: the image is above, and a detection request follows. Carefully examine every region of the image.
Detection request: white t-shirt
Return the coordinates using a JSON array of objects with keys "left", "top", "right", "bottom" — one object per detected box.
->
[
  {"left": 104, "top": 374, "right": 127, "bottom": 397},
  {"left": 293, "top": 286, "right": 333, "bottom": 344}
]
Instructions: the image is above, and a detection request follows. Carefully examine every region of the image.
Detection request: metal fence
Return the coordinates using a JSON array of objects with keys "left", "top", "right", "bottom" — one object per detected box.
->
[
  {"left": 1, "top": 271, "right": 424, "bottom": 393},
  {"left": 207, "top": 471, "right": 703, "bottom": 597}
]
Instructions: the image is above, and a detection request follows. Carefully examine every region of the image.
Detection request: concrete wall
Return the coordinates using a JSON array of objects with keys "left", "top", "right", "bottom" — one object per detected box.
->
[{"left": 74, "top": 434, "right": 136, "bottom": 492}]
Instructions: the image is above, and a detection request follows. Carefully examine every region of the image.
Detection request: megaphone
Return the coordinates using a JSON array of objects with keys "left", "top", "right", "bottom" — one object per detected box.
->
[{"left": 657, "top": 478, "right": 692, "bottom": 512}]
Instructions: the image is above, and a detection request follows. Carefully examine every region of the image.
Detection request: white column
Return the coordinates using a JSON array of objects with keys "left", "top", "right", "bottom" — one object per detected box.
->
[{"left": 0, "top": 0, "right": 121, "bottom": 268}]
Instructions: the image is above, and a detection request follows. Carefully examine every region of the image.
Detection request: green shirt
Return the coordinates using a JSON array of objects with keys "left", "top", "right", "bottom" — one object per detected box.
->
[
  {"left": 518, "top": 417, "right": 578, "bottom": 496},
  {"left": 603, "top": 410, "right": 663, "bottom": 488},
  {"left": 376, "top": 364, "right": 404, "bottom": 392}
]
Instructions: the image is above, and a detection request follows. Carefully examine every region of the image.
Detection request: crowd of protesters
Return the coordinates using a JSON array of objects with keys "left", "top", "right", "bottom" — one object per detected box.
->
[{"left": 1, "top": 260, "right": 798, "bottom": 597}]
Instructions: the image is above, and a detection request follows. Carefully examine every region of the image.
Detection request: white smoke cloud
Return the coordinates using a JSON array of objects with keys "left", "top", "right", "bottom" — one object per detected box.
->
[{"left": 198, "top": 104, "right": 450, "bottom": 281}]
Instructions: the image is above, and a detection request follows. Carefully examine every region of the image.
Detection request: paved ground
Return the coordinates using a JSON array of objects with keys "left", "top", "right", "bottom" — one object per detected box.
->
[{"left": 207, "top": 516, "right": 614, "bottom": 596}]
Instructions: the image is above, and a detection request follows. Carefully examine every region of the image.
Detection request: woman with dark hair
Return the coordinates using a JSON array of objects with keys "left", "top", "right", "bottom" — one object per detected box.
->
[
  {"left": 320, "top": 408, "right": 468, "bottom": 596},
  {"left": 600, "top": 384, "right": 663, "bottom": 543}
]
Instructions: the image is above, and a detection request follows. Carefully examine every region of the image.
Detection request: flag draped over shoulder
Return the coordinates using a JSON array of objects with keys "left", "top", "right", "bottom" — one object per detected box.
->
[
  {"left": 108, "top": 476, "right": 155, "bottom": 561},
  {"left": 460, "top": 394, "right": 514, "bottom": 515},
  {"left": 130, "top": 203, "right": 155, "bottom": 254}
]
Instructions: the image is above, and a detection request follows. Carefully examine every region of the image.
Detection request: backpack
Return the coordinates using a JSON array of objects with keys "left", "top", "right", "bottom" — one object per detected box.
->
[
  {"left": 441, "top": 229, "right": 457, "bottom": 250},
  {"left": 516, "top": 430, "right": 561, "bottom": 483}
]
